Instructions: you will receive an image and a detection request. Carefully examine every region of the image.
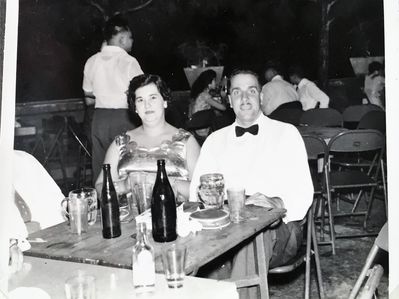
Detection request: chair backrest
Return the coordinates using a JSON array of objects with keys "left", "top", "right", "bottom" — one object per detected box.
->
[
  {"left": 301, "top": 134, "right": 328, "bottom": 161},
  {"left": 342, "top": 105, "right": 383, "bottom": 123},
  {"left": 299, "top": 108, "right": 343, "bottom": 127},
  {"left": 275, "top": 101, "right": 303, "bottom": 111},
  {"left": 357, "top": 110, "right": 386, "bottom": 134},
  {"left": 269, "top": 108, "right": 303, "bottom": 126},
  {"left": 327, "top": 129, "right": 385, "bottom": 153}
]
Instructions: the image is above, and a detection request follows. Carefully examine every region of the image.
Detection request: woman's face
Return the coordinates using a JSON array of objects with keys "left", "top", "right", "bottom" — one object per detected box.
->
[{"left": 134, "top": 83, "right": 165, "bottom": 124}]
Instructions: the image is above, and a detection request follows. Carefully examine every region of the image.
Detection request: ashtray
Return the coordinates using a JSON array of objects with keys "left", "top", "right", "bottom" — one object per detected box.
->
[{"left": 189, "top": 209, "right": 230, "bottom": 229}]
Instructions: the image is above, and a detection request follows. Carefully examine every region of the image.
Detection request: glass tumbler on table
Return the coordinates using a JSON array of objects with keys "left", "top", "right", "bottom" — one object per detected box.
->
[
  {"left": 113, "top": 175, "right": 134, "bottom": 223},
  {"left": 227, "top": 187, "right": 246, "bottom": 223},
  {"left": 162, "top": 244, "right": 187, "bottom": 288}
]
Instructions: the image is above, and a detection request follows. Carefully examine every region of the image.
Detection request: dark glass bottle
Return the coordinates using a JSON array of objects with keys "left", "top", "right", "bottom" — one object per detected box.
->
[
  {"left": 101, "top": 164, "right": 121, "bottom": 239},
  {"left": 151, "top": 159, "right": 177, "bottom": 242}
]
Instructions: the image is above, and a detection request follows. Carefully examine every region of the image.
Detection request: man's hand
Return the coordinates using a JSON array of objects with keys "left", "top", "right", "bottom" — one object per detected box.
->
[
  {"left": 245, "top": 193, "right": 285, "bottom": 227},
  {"left": 246, "top": 192, "right": 284, "bottom": 209},
  {"left": 84, "top": 91, "right": 96, "bottom": 106}
]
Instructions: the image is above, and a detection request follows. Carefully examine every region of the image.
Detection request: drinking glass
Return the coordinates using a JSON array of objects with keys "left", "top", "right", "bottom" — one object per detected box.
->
[
  {"left": 162, "top": 244, "right": 187, "bottom": 288},
  {"left": 227, "top": 187, "right": 246, "bottom": 223},
  {"left": 129, "top": 172, "right": 153, "bottom": 215},
  {"left": 61, "top": 188, "right": 97, "bottom": 234},
  {"left": 65, "top": 273, "right": 96, "bottom": 299},
  {"left": 113, "top": 175, "right": 134, "bottom": 223},
  {"left": 197, "top": 173, "right": 225, "bottom": 209}
]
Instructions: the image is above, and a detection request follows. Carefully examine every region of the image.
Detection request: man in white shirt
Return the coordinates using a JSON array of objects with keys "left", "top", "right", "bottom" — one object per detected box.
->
[
  {"left": 288, "top": 65, "right": 330, "bottom": 110},
  {"left": 190, "top": 70, "right": 313, "bottom": 293},
  {"left": 260, "top": 65, "right": 299, "bottom": 115},
  {"left": 83, "top": 15, "right": 143, "bottom": 180}
]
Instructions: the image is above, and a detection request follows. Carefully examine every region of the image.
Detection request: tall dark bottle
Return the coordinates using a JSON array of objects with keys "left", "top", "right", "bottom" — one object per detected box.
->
[
  {"left": 101, "top": 164, "right": 121, "bottom": 239},
  {"left": 151, "top": 159, "right": 177, "bottom": 242}
]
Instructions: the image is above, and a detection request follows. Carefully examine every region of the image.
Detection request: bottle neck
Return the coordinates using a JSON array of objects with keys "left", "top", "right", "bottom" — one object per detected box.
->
[
  {"left": 156, "top": 161, "right": 168, "bottom": 181},
  {"left": 137, "top": 226, "right": 148, "bottom": 245}
]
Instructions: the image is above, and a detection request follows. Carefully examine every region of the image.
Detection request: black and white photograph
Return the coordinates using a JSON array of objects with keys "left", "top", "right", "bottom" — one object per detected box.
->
[{"left": 1, "top": 0, "right": 398, "bottom": 298}]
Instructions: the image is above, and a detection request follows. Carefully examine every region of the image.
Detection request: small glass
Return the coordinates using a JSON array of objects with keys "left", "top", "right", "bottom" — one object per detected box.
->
[
  {"left": 162, "top": 244, "right": 187, "bottom": 288},
  {"left": 113, "top": 176, "right": 134, "bottom": 223},
  {"left": 65, "top": 273, "right": 96, "bottom": 299},
  {"left": 227, "top": 187, "right": 246, "bottom": 223}
]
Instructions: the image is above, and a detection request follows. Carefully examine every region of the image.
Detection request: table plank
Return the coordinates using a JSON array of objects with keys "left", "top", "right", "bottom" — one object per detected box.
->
[
  {"left": 9, "top": 256, "right": 239, "bottom": 299},
  {"left": 26, "top": 206, "right": 285, "bottom": 274}
]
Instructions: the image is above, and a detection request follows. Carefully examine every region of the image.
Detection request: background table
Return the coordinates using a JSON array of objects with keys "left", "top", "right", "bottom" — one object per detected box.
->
[
  {"left": 26, "top": 206, "right": 286, "bottom": 275},
  {"left": 9, "top": 256, "right": 239, "bottom": 299}
]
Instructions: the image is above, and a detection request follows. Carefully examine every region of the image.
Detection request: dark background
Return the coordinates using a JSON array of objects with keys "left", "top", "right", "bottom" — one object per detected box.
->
[{"left": 16, "top": 0, "right": 384, "bottom": 102}]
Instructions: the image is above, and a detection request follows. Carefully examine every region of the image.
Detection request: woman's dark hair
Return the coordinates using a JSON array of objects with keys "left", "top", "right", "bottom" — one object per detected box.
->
[
  {"left": 190, "top": 69, "right": 217, "bottom": 99},
  {"left": 368, "top": 61, "right": 384, "bottom": 75},
  {"left": 127, "top": 74, "right": 172, "bottom": 115}
]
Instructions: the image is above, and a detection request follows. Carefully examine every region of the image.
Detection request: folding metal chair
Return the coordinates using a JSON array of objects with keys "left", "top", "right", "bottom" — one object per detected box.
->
[
  {"left": 349, "top": 223, "right": 387, "bottom": 299},
  {"left": 302, "top": 135, "right": 336, "bottom": 255},
  {"left": 342, "top": 105, "right": 383, "bottom": 129},
  {"left": 299, "top": 108, "right": 343, "bottom": 127},
  {"left": 268, "top": 202, "right": 325, "bottom": 299},
  {"left": 269, "top": 108, "right": 303, "bottom": 126},
  {"left": 326, "top": 130, "right": 385, "bottom": 237},
  {"left": 357, "top": 110, "right": 386, "bottom": 135}
]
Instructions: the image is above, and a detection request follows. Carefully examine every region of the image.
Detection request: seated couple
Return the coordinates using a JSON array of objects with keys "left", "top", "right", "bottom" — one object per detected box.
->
[{"left": 97, "top": 71, "right": 313, "bottom": 296}]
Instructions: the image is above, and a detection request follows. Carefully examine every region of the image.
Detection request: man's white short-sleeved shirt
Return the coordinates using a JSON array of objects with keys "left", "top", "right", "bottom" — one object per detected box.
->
[
  {"left": 190, "top": 115, "right": 314, "bottom": 223},
  {"left": 261, "top": 75, "right": 299, "bottom": 115},
  {"left": 83, "top": 45, "right": 143, "bottom": 109},
  {"left": 297, "top": 78, "right": 330, "bottom": 110}
]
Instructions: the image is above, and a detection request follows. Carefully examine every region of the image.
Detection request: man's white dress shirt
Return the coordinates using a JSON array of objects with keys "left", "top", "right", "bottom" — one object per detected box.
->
[
  {"left": 364, "top": 74, "right": 385, "bottom": 109},
  {"left": 297, "top": 78, "right": 330, "bottom": 111},
  {"left": 261, "top": 75, "right": 299, "bottom": 115},
  {"left": 190, "top": 115, "right": 313, "bottom": 222},
  {"left": 83, "top": 45, "right": 143, "bottom": 109}
]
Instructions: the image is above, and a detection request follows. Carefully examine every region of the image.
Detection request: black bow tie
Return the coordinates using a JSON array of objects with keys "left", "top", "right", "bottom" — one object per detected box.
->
[{"left": 235, "top": 124, "right": 259, "bottom": 137}]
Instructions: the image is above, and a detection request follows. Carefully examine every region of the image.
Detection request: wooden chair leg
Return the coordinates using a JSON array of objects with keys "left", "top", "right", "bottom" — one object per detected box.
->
[
  {"left": 348, "top": 244, "right": 379, "bottom": 299},
  {"left": 380, "top": 160, "right": 388, "bottom": 218},
  {"left": 364, "top": 187, "right": 377, "bottom": 229},
  {"left": 305, "top": 210, "right": 312, "bottom": 299},
  {"left": 311, "top": 210, "right": 325, "bottom": 298},
  {"left": 325, "top": 165, "right": 336, "bottom": 255}
]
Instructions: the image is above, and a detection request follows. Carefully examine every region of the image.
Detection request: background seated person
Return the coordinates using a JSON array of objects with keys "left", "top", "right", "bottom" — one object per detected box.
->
[
  {"left": 364, "top": 61, "right": 385, "bottom": 109},
  {"left": 96, "top": 74, "right": 201, "bottom": 200},
  {"left": 260, "top": 62, "right": 299, "bottom": 115},
  {"left": 188, "top": 69, "right": 227, "bottom": 139},
  {"left": 288, "top": 64, "right": 330, "bottom": 110},
  {"left": 189, "top": 69, "right": 313, "bottom": 297}
]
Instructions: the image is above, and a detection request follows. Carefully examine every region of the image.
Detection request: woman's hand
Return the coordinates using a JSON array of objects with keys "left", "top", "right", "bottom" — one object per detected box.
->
[{"left": 9, "top": 239, "right": 23, "bottom": 274}]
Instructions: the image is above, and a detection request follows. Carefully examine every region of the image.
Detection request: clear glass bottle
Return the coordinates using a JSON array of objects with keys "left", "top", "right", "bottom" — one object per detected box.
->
[
  {"left": 132, "top": 222, "right": 155, "bottom": 293},
  {"left": 151, "top": 159, "right": 177, "bottom": 242}
]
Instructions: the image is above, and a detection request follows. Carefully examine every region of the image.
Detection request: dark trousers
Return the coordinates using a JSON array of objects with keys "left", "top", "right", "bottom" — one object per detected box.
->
[
  {"left": 91, "top": 108, "right": 136, "bottom": 182},
  {"left": 231, "top": 220, "right": 303, "bottom": 299}
]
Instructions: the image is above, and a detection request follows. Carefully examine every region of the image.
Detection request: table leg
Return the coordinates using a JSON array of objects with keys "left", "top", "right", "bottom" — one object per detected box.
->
[{"left": 254, "top": 232, "right": 270, "bottom": 299}]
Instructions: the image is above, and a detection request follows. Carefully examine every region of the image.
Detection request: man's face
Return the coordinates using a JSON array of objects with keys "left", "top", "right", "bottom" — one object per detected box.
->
[
  {"left": 120, "top": 31, "right": 133, "bottom": 52},
  {"left": 228, "top": 73, "right": 263, "bottom": 127}
]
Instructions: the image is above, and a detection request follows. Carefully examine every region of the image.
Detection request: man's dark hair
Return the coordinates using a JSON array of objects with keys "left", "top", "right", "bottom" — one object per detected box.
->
[
  {"left": 288, "top": 65, "right": 305, "bottom": 78},
  {"left": 127, "top": 74, "right": 172, "bottom": 115},
  {"left": 103, "top": 14, "right": 131, "bottom": 42},
  {"left": 227, "top": 69, "right": 260, "bottom": 94},
  {"left": 264, "top": 60, "right": 283, "bottom": 75}
]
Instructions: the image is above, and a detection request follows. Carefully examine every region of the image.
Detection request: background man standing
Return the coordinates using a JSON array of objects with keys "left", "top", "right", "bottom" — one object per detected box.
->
[
  {"left": 83, "top": 14, "right": 143, "bottom": 180},
  {"left": 260, "top": 63, "right": 299, "bottom": 115},
  {"left": 288, "top": 65, "right": 330, "bottom": 110},
  {"left": 190, "top": 69, "right": 313, "bottom": 297}
]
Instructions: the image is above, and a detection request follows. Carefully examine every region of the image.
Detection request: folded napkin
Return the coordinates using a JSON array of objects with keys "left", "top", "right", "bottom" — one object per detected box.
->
[{"left": 135, "top": 204, "right": 202, "bottom": 238}]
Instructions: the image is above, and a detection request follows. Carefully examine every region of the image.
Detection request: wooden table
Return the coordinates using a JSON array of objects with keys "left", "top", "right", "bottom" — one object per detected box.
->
[
  {"left": 9, "top": 256, "right": 239, "bottom": 299},
  {"left": 297, "top": 125, "right": 348, "bottom": 144},
  {"left": 26, "top": 206, "right": 285, "bottom": 276}
]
